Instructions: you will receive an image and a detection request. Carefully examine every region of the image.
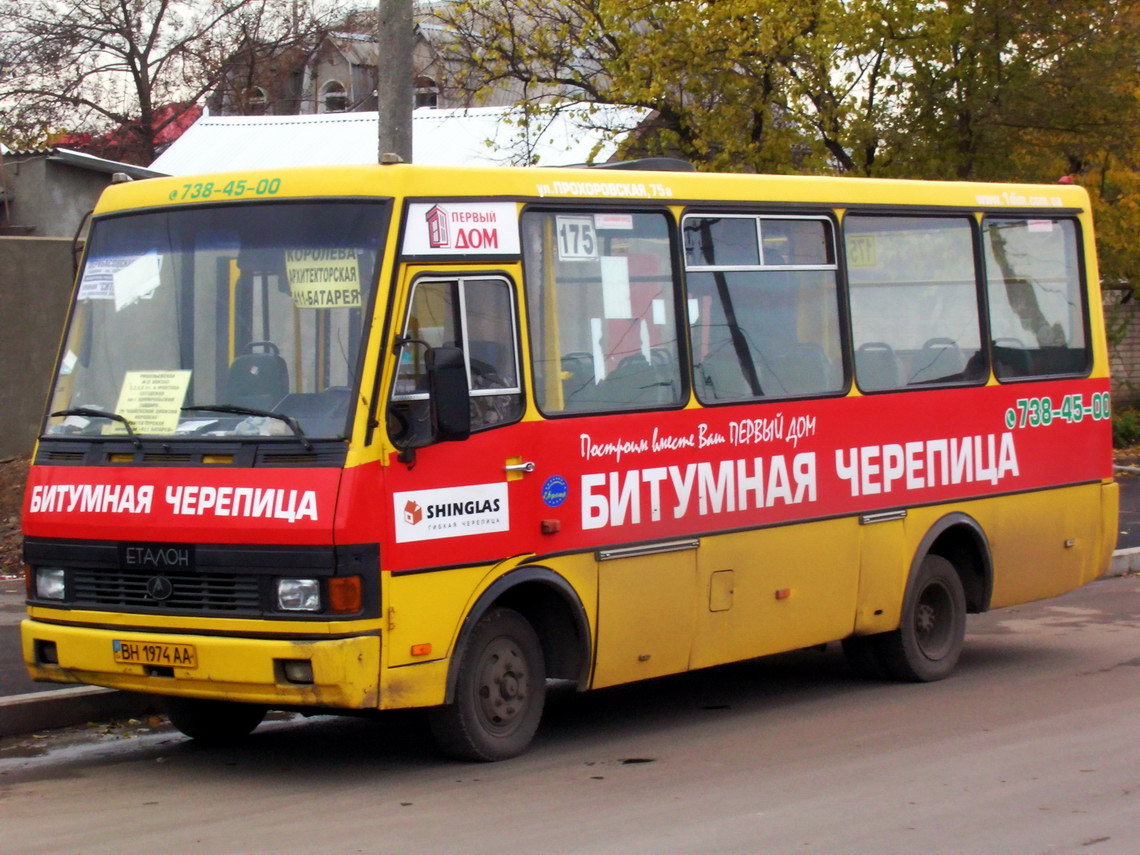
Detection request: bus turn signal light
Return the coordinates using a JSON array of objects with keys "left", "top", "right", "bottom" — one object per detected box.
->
[
  {"left": 328, "top": 576, "right": 362, "bottom": 614},
  {"left": 411, "top": 643, "right": 432, "bottom": 657}
]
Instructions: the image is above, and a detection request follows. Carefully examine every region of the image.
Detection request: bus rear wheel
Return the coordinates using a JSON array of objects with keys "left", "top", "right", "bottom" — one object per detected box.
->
[
  {"left": 878, "top": 554, "right": 967, "bottom": 682},
  {"left": 429, "top": 607, "right": 546, "bottom": 762},
  {"left": 163, "top": 697, "right": 267, "bottom": 744}
]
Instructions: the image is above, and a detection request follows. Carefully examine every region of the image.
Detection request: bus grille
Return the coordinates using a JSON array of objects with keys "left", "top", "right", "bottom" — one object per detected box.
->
[{"left": 71, "top": 570, "right": 262, "bottom": 612}]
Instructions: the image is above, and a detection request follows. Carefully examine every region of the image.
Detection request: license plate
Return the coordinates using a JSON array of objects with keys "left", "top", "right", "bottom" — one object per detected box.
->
[{"left": 113, "top": 640, "right": 197, "bottom": 668}]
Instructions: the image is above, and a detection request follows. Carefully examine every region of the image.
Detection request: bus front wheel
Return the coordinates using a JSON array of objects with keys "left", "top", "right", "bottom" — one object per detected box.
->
[
  {"left": 878, "top": 554, "right": 967, "bottom": 682},
  {"left": 163, "top": 697, "right": 267, "bottom": 744},
  {"left": 429, "top": 607, "right": 546, "bottom": 762}
]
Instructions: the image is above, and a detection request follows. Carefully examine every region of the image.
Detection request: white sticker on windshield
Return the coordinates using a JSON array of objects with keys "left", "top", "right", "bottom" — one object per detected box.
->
[
  {"left": 113, "top": 252, "right": 163, "bottom": 311},
  {"left": 78, "top": 257, "right": 131, "bottom": 301}
]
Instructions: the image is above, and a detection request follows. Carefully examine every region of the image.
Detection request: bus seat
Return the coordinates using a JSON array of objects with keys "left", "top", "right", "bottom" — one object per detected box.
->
[
  {"left": 777, "top": 343, "right": 832, "bottom": 395},
  {"left": 596, "top": 354, "right": 665, "bottom": 408},
  {"left": 695, "top": 345, "right": 755, "bottom": 400},
  {"left": 993, "top": 337, "right": 1031, "bottom": 377},
  {"left": 855, "top": 342, "right": 901, "bottom": 392},
  {"left": 909, "top": 337, "right": 965, "bottom": 384},
  {"left": 693, "top": 335, "right": 756, "bottom": 401},
  {"left": 227, "top": 341, "right": 289, "bottom": 411}
]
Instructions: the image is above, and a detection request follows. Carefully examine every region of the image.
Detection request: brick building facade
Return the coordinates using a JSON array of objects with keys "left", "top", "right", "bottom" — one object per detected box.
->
[{"left": 1107, "top": 293, "right": 1140, "bottom": 408}]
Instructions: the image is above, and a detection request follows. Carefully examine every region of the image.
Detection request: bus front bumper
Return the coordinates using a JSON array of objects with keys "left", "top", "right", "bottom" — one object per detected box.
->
[{"left": 21, "top": 619, "right": 381, "bottom": 710}]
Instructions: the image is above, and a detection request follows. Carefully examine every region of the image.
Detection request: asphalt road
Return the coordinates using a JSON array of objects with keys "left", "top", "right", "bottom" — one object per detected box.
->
[{"left": 1, "top": 574, "right": 1137, "bottom": 855}]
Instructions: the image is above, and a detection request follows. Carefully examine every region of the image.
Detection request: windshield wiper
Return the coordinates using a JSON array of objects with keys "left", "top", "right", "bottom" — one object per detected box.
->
[
  {"left": 51, "top": 407, "right": 142, "bottom": 449},
  {"left": 181, "top": 404, "right": 312, "bottom": 451}
]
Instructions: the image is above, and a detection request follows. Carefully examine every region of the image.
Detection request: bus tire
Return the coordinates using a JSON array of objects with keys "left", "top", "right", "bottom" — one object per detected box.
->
[
  {"left": 428, "top": 607, "right": 546, "bottom": 762},
  {"left": 878, "top": 554, "right": 967, "bottom": 682},
  {"left": 163, "top": 697, "right": 267, "bottom": 744}
]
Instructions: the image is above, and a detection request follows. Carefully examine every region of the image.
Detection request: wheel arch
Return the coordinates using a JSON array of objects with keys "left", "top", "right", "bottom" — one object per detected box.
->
[
  {"left": 443, "top": 566, "right": 592, "bottom": 704},
  {"left": 910, "top": 512, "right": 993, "bottom": 614}
]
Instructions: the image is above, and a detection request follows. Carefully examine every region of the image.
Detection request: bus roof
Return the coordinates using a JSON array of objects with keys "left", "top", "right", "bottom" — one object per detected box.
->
[{"left": 94, "top": 162, "right": 1090, "bottom": 218}]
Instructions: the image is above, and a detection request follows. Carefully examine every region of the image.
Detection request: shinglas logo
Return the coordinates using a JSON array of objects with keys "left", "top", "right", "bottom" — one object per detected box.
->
[
  {"left": 393, "top": 483, "right": 509, "bottom": 543},
  {"left": 404, "top": 500, "right": 424, "bottom": 525}
]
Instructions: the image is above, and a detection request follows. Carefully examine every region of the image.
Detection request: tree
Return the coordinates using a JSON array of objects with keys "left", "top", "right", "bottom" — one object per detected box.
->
[
  {"left": 0, "top": 0, "right": 344, "bottom": 164},
  {"left": 430, "top": 0, "right": 858, "bottom": 172}
]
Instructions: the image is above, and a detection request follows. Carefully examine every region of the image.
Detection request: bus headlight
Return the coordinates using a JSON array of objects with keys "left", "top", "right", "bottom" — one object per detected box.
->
[
  {"left": 276, "top": 578, "right": 321, "bottom": 612},
  {"left": 35, "top": 567, "right": 67, "bottom": 600}
]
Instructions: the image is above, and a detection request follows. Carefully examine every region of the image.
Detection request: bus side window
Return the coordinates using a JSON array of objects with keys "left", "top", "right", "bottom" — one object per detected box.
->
[
  {"left": 845, "top": 215, "right": 986, "bottom": 392},
  {"left": 388, "top": 276, "right": 523, "bottom": 446},
  {"left": 683, "top": 214, "right": 844, "bottom": 402},
  {"left": 983, "top": 217, "right": 1089, "bottom": 379},
  {"left": 521, "top": 210, "right": 684, "bottom": 415}
]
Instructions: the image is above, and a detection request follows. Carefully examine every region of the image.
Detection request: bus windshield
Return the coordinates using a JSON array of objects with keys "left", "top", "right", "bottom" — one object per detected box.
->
[{"left": 45, "top": 201, "right": 389, "bottom": 441}]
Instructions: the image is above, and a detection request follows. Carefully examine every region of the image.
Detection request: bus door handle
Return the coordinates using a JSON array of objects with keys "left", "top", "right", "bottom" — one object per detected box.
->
[{"left": 504, "top": 460, "right": 536, "bottom": 474}]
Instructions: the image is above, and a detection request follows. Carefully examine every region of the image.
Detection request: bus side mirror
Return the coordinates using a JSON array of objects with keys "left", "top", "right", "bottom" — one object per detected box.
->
[{"left": 427, "top": 345, "right": 471, "bottom": 442}]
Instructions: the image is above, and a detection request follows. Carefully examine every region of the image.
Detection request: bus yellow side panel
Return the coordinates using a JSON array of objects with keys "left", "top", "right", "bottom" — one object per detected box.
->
[
  {"left": 1099, "top": 481, "right": 1120, "bottom": 578},
  {"left": 689, "top": 518, "right": 860, "bottom": 670},
  {"left": 852, "top": 517, "right": 909, "bottom": 635},
  {"left": 386, "top": 565, "right": 496, "bottom": 670},
  {"left": 987, "top": 484, "right": 1105, "bottom": 607},
  {"left": 592, "top": 549, "right": 697, "bottom": 688},
  {"left": 382, "top": 556, "right": 599, "bottom": 701}
]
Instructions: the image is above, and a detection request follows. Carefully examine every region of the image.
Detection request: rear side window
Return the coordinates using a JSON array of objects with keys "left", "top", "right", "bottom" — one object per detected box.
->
[
  {"left": 983, "top": 217, "right": 1088, "bottom": 379},
  {"left": 845, "top": 216, "right": 986, "bottom": 392}
]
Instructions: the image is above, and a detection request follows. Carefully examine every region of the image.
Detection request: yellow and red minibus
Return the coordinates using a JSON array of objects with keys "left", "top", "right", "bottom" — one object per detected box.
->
[{"left": 21, "top": 160, "right": 1117, "bottom": 759}]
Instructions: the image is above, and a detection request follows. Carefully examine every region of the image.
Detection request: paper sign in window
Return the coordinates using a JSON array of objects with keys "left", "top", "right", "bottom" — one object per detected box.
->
[
  {"left": 601, "top": 256, "right": 632, "bottom": 319},
  {"left": 112, "top": 370, "right": 192, "bottom": 435},
  {"left": 284, "top": 249, "right": 363, "bottom": 309}
]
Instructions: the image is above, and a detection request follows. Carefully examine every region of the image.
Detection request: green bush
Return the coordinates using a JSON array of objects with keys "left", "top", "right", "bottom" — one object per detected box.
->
[{"left": 1113, "top": 409, "right": 1140, "bottom": 448}]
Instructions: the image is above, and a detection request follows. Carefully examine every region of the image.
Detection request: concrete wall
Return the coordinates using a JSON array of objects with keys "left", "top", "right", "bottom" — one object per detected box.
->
[
  {"left": 0, "top": 237, "right": 75, "bottom": 458},
  {"left": 1, "top": 155, "right": 105, "bottom": 239}
]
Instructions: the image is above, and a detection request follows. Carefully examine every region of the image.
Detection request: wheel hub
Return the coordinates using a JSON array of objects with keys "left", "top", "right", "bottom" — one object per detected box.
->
[
  {"left": 476, "top": 641, "right": 527, "bottom": 730},
  {"left": 915, "top": 581, "right": 953, "bottom": 658},
  {"left": 917, "top": 603, "right": 937, "bottom": 635}
]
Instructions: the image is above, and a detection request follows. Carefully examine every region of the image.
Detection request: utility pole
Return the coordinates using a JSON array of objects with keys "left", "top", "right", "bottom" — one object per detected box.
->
[{"left": 377, "top": 0, "right": 414, "bottom": 163}]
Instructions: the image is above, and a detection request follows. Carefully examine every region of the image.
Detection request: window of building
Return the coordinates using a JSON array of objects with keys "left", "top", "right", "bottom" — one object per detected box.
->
[
  {"left": 414, "top": 76, "right": 439, "bottom": 109},
  {"left": 245, "top": 86, "right": 268, "bottom": 115},
  {"left": 682, "top": 214, "right": 845, "bottom": 401},
  {"left": 320, "top": 80, "right": 348, "bottom": 113},
  {"left": 845, "top": 215, "right": 986, "bottom": 392}
]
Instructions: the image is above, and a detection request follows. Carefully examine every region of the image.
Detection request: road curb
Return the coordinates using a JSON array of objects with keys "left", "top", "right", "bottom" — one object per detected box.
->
[
  {"left": 0, "top": 686, "right": 156, "bottom": 738},
  {"left": 1108, "top": 546, "right": 1140, "bottom": 577}
]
